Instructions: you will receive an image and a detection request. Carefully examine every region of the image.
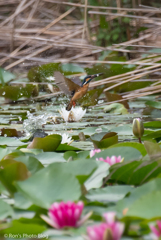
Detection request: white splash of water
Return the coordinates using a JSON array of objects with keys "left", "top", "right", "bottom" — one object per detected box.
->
[{"left": 23, "top": 111, "right": 54, "bottom": 135}]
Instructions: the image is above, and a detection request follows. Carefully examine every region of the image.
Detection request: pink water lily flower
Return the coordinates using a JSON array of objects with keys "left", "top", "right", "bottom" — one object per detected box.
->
[
  {"left": 87, "top": 212, "right": 124, "bottom": 240},
  {"left": 90, "top": 149, "right": 101, "bottom": 158},
  {"left": 41, "top": 201, "right": 92, "bottom": 229},
  {"left": 98, "top": 155, "right": 122, "bottom": 166},
  {"left": 150, "top": 220, "right": 161, "bottom": 239}
]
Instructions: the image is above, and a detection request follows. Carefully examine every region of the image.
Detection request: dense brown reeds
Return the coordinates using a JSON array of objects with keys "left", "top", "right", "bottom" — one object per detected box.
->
[{"left": 1, "top": 0, "right": 161, "bottom": 101}]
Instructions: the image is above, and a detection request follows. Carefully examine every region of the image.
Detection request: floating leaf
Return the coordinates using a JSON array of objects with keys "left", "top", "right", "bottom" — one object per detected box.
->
[
  {"left": 15, "top": 160, "right": 96, "bottom": 208},
  {"left": 144, "top": 141, "right": 161, "bottom": 159},
  {"left": 90, "top": 132, "right": 118, "bottom": 149},
  {"left": 0, "top": 85, "right": 38, "bottom": 101},
  {"left": 105, "top": 92, "right": 129, "bottom": 109},
  {"left": 15, "top": 156, "right": 44, "bottom": 175},
  {"left": 1, "top": 128, "right": 20, "bottom": 137},
  {"left": 113, "top": 179, "right": 161, "bottom": 219},
  {"left": 14, "top": 192, "right": 32, "bottom": 209},
  {"left": 145, "top": 100, "right": 161, "bottom": 109},
  {"left": 0, "top": 220, "right": 46, "bottom": 236},
  {"left": 0, "top": 199, "right": 13, "bottom": 220},
  {"left": 143, "top": 130, "right": 161, "bottom": 141},
  {"left": 110, "top": 158, "right": 161, "bottom": 185},
  {"left": 0, "top": 137, "right": 25, "bottom": 147},
  {"left": 0, "top": 67, "right": 15, "bottom": 84},
  {"left": 27, "top": 134, "right": 62, "bottom": 152},
  {"left": 85, "top": 161, "right": 109, "bottom": 190},
  {"left": 56, "top": 143, "right": 81, "bottom": 152},
  {"left": 86, "top": 185, "right": 133, "bottom": 202},
  {"left": 144, "top": 121, "right": 161, "bottom": 128},
  {"left": 0, "top": 160, "right": 29, "bottom": 195},
  {"left": 110, "top": 125, "right": 133, "bottom": 136},
  {"left": 61, "top": 63, "right": 84, "bottom": 75},
  {"left": 109, "top": 142, "right": 147, "bottom": 156},
  {"left": 104, "top": 103, "right": 128, "bottom": 114},
  {"left": 28, "top": 63, "right": 61, "bottom": 82},
  {"left": 0, "top": 148, "right": 12, "bottom": 161},
  {"left": 2, "top": 150, "right": 25, "bottom": 161},
  {"left": 36, "top": 152, "right": 66, "bottom": 165}
]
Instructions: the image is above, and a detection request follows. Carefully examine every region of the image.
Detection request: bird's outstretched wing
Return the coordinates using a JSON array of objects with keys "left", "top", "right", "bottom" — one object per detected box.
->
[{"left": 54, "top": 71, "right": 80, "bottom": 96}]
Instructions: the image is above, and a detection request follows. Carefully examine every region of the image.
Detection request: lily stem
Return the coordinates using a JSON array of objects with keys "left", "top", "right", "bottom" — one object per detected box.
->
[{"left": 139, "top": 137, "right": 142, "bottom": 143}]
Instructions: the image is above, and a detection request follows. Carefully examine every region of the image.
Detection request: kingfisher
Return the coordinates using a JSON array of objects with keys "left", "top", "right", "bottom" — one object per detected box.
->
[{"left": 54, "top": 71, "right": 103, "bottom": 111}]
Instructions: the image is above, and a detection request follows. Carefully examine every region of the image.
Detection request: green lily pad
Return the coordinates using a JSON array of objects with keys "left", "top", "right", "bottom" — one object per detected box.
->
[
  {"left": 0, "top": 137, "right": 25, "bottom": 147},
  {"left": 93, "top": 146, "right": 142, "bottom": 162},
  {"left": 0, "top": 85, "right": 38, "bottom": 101},
  {"left": 15, "top": 160, "right": 96, "bottom": 208},
  {"left": 56, "top": 143, "right": 81, "bottom": 152},
  {"left": 27, "top": 134, "right": 62, "bottom": 152},
  {"left": 61, "top": 63, "right": 84, "bottom": 75},
  {"left": 85, "top": 161, "right": 109, "bottom": 190},
  {"left": 28, "top": 62, "right": 61, "bottom": 82},
  {"left": 110, "top": 158, "right": 161, "bottom": 185},
  {"left": 0, "top": 67, "right": 15, "bottom": 84},
  {"left": 0, "top": 159, "right": 29, "bottom": 195},
  {"left": 86, "top": 185, "right": 133, "bottom": 202},
  {"left": 145, "top": 100, "right": 161, "bottom": 109},
  {"left": 144, "top": 121, "right": 161, "bottom": 128},
  {"left": 104, "top": 103, "right": 128, "bottom": 114},
  {"left": 109, "top": 142, "right": 147, "bottom": 156},
  {"left": 144, "top": 141, "right": 161, "bottom": 159},
  {"left": 105, "top": 92, "right": 129, "bottom": 109},
  {"left": 15, "top": 156, "right": 44, "bottom": 175},
  {"left": 0, "top": 219, "right": 46, "bottom": 236},
  {"left": 90, "top": 132, "right": 118, "bottom": 149},
  {"left": 0, "top": 199, "right": 13, "bottom": 220}
]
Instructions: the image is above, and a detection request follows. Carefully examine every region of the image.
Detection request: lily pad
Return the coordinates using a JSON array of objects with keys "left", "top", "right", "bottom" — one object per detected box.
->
[
  {"left": 0, "top": 159, "right": 29, "bottom": 195},
  {"left": 0, "top": 67, "right": 15, "bottom": 84},
  {"left": 0, "top": 199, "right": 13, "bottom": 220},
  {"left": 15, "top": 160, "right": 96, "bottom": 208},
  {"left": 90, "top": 132, "right": 118, "bottom": 149},
  {"left": 27, "top": 134, "right": 62, "bottom": 152},
  {"left": 104, "top": 103, "right": 128, "bottom": 114},
  {"left": 86, "top": 185, "right": 133, "bottom": 202},
  {"left": 105, "top": 92, "right": 129, "bottom": 109},
  {"left": 28, "top": 62, "right": 61, "bottom": 82},
  {"left": 0, "top": 85, "right": 38, "bottom": 101},
  {"left": 145, "top": 100, "right": 161, "bottom": 109}
]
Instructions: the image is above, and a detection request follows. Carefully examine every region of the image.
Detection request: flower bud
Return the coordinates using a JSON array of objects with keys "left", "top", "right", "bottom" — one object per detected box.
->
[{"left": 133, "top": 118, "right": 144, "bottom": 139}]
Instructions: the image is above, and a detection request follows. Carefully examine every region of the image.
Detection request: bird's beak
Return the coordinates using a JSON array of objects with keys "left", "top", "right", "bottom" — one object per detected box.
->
[{"left": 90, "top": 73, "right": 104, "bottom": 79}]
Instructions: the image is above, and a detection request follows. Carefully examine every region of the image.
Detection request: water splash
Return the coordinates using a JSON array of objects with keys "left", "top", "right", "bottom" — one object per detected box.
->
[{"left": 23, "top": 111, "right": 54, "bottom": 136}]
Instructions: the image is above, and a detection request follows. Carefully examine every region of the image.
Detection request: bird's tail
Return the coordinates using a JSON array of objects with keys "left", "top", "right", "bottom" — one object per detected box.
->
[{"left": 66, "top": 100, "right": 73, "bottom": 111}]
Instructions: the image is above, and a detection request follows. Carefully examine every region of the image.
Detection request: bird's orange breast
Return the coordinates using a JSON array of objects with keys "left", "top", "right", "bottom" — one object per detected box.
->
[{"left": 71, "top": 84, "right": 89, "bottom": 101}]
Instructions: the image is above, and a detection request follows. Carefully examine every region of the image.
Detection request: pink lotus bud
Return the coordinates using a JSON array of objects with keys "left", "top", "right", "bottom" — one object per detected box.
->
[
  {"left": 87, "top": 212, "right": 124, "bottom": 240},
  {"left": 150, "top": 220, "right": 161, "bottom": 238},
  {"left": 97, "top": 156, "right": 122, "bottom": 166},
  {"left": 90, "top": 149, "right": 101, "bottom": 158},
  {"left": 41, "top": 201, "right": 92, "bottom": 229}
]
